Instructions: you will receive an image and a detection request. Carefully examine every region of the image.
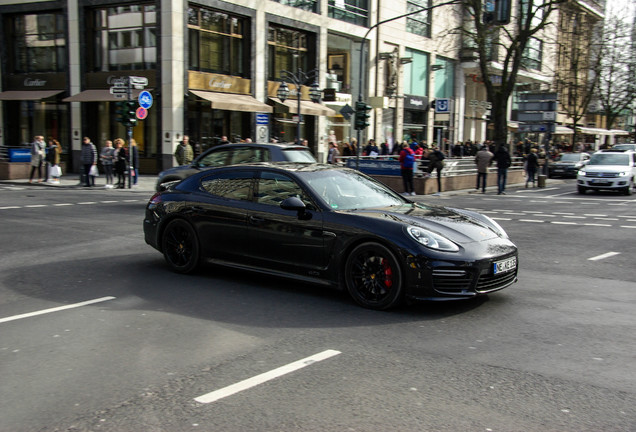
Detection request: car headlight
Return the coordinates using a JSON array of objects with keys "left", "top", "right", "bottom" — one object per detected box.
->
[
  {"left": 407, "top": 226, "right": 459, "bottom": 252},
  {"left": 618, "top": 171, "right": 629, "bottom": 177}
]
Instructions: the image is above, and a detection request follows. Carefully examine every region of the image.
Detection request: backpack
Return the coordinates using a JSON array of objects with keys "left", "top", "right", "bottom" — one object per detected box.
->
[
  {"left": 403, "top": 151, "right": 415, "bottom": 168},
  {"left": 434, "top": 150, "right": 445, "bottom": 161}
]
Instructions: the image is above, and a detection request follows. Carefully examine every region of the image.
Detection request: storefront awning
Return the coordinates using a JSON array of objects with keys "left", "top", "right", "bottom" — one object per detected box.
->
[
  {"left": 577, "top": 127, "right": 621, "bottom": 136},
  {"left": 555, "top": 126, "right": 574, "bottom": 135},
  {"left": 190, "top": 90, "right": 272, "bottom": 113},
  {"left": 62, "top": 89, "right": 151, "bottom": 102},
  {"left": 270, "top": 97, "right": 337, "bottom": 117},
  {"left": 0, "top": 90, "right": 63, "bottom": 100}
]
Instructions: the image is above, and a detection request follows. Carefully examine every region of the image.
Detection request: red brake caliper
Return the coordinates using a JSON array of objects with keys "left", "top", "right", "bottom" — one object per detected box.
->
[{"left": 381, "top": 259, "right": 393, "bottom": 289}]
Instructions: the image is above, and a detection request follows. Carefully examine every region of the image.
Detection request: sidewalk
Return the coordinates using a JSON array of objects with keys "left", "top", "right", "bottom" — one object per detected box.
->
[{"left": 0, "top": 174, "right": 158, "bottom": 193}]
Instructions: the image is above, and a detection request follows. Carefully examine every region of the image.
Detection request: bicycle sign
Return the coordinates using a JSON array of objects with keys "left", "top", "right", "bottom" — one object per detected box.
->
[{"left": 138, "top": 91, "right": 153, "bottom": 109}]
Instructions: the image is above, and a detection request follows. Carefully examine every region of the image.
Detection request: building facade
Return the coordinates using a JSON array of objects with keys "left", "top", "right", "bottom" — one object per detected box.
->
[{"left": 0, "top": 0, "right": 608, "bottom": 174}]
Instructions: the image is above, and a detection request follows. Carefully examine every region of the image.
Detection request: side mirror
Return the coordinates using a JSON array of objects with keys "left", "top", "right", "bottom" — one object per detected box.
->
[{"left": 280, "top": 196, "right": 311, "bottom": 220}]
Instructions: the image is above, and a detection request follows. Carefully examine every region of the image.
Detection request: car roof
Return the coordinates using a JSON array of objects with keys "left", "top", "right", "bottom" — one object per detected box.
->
[{"left": 204, "top": 142, "right": 310, "bottom": 151}]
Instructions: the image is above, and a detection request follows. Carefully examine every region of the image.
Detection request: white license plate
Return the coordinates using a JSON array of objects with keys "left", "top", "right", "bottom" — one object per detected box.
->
[
  {"left": 591, "top": 179, "right": 608, "bottom": 184},
  {"left": 493, "top": 257, "right": 517, "bottom": 275}
]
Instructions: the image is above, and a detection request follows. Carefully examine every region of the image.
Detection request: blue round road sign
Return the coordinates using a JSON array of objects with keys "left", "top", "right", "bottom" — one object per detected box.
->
[{"left": 138, "top": 91, "right": 153, "bottom": 109}]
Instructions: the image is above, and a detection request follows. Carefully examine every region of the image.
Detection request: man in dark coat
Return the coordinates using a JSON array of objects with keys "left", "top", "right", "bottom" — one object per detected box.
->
[{"left": 494, "top": 145, "right": 512, "bottom": 195}]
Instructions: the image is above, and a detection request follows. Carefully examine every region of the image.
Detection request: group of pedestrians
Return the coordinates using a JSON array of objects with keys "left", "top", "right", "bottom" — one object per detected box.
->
[
  {"left": 80, "top": 136, "right": 137, "bottom": 188},
  {"left": 28, "top": 136, "right": 62, "bottom": 184}
]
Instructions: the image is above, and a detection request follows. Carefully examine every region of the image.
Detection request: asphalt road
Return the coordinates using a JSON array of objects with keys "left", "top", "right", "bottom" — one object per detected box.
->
[{"left": 0, "top": 179, "right": 635, "bottom": 432}]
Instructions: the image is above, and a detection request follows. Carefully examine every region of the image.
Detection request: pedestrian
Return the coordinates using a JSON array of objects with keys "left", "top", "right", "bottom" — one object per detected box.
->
[
  {"left": 525, "top": 148, "right": 539, "bottom": 188},
  {"left": 46, "top": 139, "right": 62, "bottom": 184},
  {"left": 494, "top": 145, "right": 512, "bottom": 195},
  {"left": 44, "top": 138, "right": 58, "bottom": 183},
  {"left": 100, "top": 140, "right": 116, "bottom": 188},
  {"left": 427, "top": 146, "right": 445, "bottom": 196},
  {"left": 327, "top": 141, "right": 340, "bottom": 164},
  {"left": 81, "top": 137, "right": 98, "bottom": 187},
  {"left": 130, "top": 138, "right": 139, "bottom": 186},
  {"left": 28, "top": 135, "right": 46, "bottom": 183},
  {"left": 113, "top": 138, "right": 128, "bottom": 188},
  {"left": 398, "top": 142, "right": 416, "bottom": 195},
  {"left": 475, "top": 145, "right": 494, "bottom": 193},
  {"left": 174, "top": 135, "right": 194, "bottom": 165}
]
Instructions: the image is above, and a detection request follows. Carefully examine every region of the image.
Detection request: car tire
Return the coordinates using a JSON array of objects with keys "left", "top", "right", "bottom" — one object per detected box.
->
[
  {"left": 161, "top": 219, "right": 200, "bottom": 274},
  {"left": 577, "top": 186, "right": 586, "bottom": 194},
  {"left": 625, "top": 182, "right": 633, "bottom": 196},
  {"left": 344, "top": 242, "right": 404, "bottom": 310}
]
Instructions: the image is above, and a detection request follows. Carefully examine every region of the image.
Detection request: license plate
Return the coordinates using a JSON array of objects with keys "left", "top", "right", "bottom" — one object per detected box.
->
[
  {"left": 591, "top": 179, "right": 608, "bottom": 184},
  {"left": 493, "top": 257, "right": 516, "bottom": 275}
]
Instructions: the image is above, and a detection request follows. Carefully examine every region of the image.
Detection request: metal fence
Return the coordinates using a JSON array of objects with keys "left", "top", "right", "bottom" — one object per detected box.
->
[{"left": 339, "top": 155, "right": 526, "bottom": 177}]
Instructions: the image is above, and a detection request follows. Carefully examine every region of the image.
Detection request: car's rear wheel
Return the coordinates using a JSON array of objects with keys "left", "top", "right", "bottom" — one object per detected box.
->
[
  {"left": 161, "top": 219, "right": 200, "bottom": 273},
  {"left": 577, "top": 186, "right": 587, "bottom": 194},
  {"left": 344, "top": 242, "right": 404, "bottom": 310}
]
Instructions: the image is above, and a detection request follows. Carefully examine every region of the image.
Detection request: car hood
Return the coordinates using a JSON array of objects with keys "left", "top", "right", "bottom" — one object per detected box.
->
[
  {"left": 346, "top": 203, "right": 503, "bottom": 243},
  {"left": 582, "top": 165, "right": 629, "bottom": 173}
]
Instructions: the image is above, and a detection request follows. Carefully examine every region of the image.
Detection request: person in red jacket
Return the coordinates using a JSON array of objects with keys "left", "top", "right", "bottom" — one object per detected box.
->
[{"left": 398, "top": 142, "right": 416, "bottom": 195}]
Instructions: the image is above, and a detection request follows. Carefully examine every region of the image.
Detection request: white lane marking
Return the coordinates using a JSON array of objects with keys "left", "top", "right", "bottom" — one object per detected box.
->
[
  {"left": 54, "top": 203, "right": 74, "bottom": 206},
  {"left": 588, "top": 252, "right": 621, "bottom": 261},
  {"left": 620, "top": 225, "right": 636, "bottom": 229},
  {"left": 552, "top": 221, "right": 577, "bottom": 225},
  {"left": 0, "top": 206, "right": 21, "bottom": 210},
  {"left": 583, "top": 223, "right": 612, "bottom": 227},
  {"left": 492, "top": 217, "right": 512, "bottom": 221},
  {"left": 554, "top": 212, "right": 575, "bottom": 215},
  {"left": 25, "top": 204, "right": 47, "bottom": 208},
  {"left": 0, "top": 296, "right": 116, "bottom": 324},
  {"left": 519, "top": 219, "right": 544, "bottom": 223},
  {"left": 194, "top": 350, "right": 342, "bottom": 404},
  {"left": 585, "top": 214, "right": 608, "bottom": 217},
  {"left": 562, "top": 216, "right": 586, "bottom": 219},
  {"left": 78, "top": 201, "right": 97, "bottom": 205}
]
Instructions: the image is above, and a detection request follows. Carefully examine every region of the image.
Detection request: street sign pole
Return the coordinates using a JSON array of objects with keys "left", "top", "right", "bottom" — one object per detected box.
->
[{"left": 127, "top": 77, "right": 133, "bottom": 189}]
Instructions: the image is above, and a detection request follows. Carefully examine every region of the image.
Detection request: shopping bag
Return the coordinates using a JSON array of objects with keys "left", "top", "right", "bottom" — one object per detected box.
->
[
  {"left": 50, "top": 165, "right": 61, "bottom": 177},
  {"left": 89, "top": 165, "right": 99, "bottom": 176}
]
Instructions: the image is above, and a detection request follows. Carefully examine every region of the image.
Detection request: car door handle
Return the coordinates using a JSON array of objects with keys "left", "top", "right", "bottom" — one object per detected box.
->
[{"left": 249, "top": 215, "right": 264, "bottom": 224}]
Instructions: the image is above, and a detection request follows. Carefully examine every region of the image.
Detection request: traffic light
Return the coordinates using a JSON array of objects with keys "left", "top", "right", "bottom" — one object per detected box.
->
[
  {"left": 115, "top": 101, "right": 127, "bottom": 124},
  {"left": 354, "top": 101, "right": 371, "bottom": 130},
  {"left": 125, "top": 101, "right": 137, "bottom": 127}
]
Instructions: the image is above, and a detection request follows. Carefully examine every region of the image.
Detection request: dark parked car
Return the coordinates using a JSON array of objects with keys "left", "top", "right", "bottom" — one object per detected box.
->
[
  {"left": 548, "top": 152, "right": 590, "bottom": 178},
  {"left": 156, "top": 143, "right": 316, "bottom": 191},
  {"left": 144, "top": 163, "right": 518, "bottom": 310}
]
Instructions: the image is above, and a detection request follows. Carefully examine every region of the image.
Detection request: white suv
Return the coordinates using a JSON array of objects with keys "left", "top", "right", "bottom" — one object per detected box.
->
[{"left": 577, "top": 149, "right": 636, "bottom": 195}]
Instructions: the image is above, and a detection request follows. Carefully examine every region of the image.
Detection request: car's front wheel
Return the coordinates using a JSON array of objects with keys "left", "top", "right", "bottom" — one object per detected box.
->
[
  {"left": 577, "top": 186, "right": 587, "bottom": 194},
  {"left": 161, "top": 219, "right": 200, "bottom": 273},
  {"left": 344, "top": 242, "right": 404, "bottom": 310},
  {"left": 625, "top": 182, "right": 633, "bottom": 196}
]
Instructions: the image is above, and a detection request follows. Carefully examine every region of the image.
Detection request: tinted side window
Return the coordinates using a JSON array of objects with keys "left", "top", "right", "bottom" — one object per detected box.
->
[
  {"left": 199, "top": 149, "right": 231, "bottom": 167},
  {"left": 255, "top": 171, "right": 314, "bottom": 209},
  {"left": 201, "top": 171, "right": 253, "bottom": 201},
  {"left": 230, "top": 148, "right": 269, "bottom": 164}
]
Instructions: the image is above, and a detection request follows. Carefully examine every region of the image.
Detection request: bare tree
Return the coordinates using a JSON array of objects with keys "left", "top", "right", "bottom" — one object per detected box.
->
[
  {"left": 553, "top": 3, "right": 602, "bottom": 148},
  {"left": 592, "top": 13, "right": 636, "bottom": 141},
  {"left": 461, "top": 0, "right": 565, "bottom": 148}
]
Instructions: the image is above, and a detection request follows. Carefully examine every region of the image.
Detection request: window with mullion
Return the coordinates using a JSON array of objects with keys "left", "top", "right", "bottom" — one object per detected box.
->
[
  {"left": 7, "top": 12, "right": 66, "bottom": 73},
  {"left": 272, "top": 0, "right": 318, "bottom": 13},
  {"left": 406, "top": 0, "right": 431, "bottom": 38},
  {"left": 267, "top": 26, "right": 311, "bottom": 80},
  {"left": 188, "top": 6, "right": 247, "bottom": 77}
]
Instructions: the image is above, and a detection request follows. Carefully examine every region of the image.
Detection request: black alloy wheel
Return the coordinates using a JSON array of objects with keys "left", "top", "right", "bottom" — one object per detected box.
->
[
  {"left": 344, "top": 242, "right": 404, "bottom": 310},
  {"left": 162, "top": 219, "right": 200, "bottom": 273}
]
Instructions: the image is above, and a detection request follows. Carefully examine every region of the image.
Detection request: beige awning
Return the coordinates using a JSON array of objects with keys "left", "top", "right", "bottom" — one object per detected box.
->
[
  {"left": 0, "top": 90, "right": 63, "bottom": 100},
  {"left": 190, "top": 90, "right": 272, "bottom": 113},
  {"left": 555, "top": 126, "right": 574, "bottom": 135},
  {"left": 270, "top": 97, "right": 337, "bottom": 116},
  {"left": 63, "top": 89, "right": 150, "bottom": 102}
]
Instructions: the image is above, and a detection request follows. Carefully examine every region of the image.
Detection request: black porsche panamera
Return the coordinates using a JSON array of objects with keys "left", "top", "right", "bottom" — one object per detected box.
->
[{"left": 144, "top": 163, "right": 518, "bottom": 310}]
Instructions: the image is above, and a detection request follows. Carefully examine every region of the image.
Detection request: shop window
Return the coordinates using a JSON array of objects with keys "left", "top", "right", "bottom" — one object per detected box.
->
[
  {"left": 5, "top": 12, "right": 66, "bottom": 73},
  {"left": 328, "top": 0, "right": 369, "bottom": 27},
  {"left": 90, "top": 4, "right": 157, "bottom": 71},
  {"left": 406, "top": 0, "right": 431, "bottom": 38},
  {"left": 327, "top": 53, "right": 349, "bottom": 93},
  {"left": 187, "top": 6, "right": 248, "bottom": 77}
]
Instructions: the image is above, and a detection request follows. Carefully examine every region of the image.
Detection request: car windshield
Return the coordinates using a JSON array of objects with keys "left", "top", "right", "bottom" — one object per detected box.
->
[
  {"left": 557, "top": 153, "right": 581, "bottom": 162},
  {"left": 282, "top": 148, "right": 317, "bottom": 163},
  {"left": 301, "top": 169, "right": 406, "bottom": 210},
  {"left": 588, "top": 153, "right": 630, "bottom": 166}
]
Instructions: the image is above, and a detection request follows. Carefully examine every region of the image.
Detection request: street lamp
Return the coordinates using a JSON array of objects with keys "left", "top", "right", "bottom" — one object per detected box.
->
[{"left": 277, "top": 68, "right": 321, "bottom": 145}]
